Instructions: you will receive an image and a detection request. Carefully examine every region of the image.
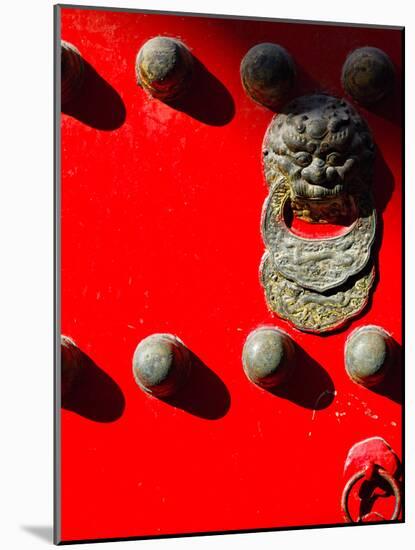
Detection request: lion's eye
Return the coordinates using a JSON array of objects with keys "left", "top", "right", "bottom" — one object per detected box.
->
[
  {"left": 326, "top": 152, "right": 343, "bottom": 166},
  {"left": 294, "top": 152, "right": 312, "bottom": 166}
]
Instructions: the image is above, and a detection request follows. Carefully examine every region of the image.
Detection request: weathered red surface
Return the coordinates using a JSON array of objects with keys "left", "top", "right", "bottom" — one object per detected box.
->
[
  {"left": 344, "top": 437, "right": 401, "bottom": 480},
  {"left": 59, "top": 7, "right": 403, "bottom": 542}
]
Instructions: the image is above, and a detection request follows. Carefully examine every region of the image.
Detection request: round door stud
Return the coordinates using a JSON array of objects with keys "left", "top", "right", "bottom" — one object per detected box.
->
[
  {"left": 61, "top": 335, "right": 83, "bottom": 399},
  {"left": 132, "top": 333, "right": 191, "bottom": 397},
  {"left": 135, "top": 37, "right": 194, "bottom": 102},
  {"left": 341, "top": 47, "right": 395, "bottom": 105},
  {"left": 61, "top": 40, "right": 84, "bottom": 105},
  {"left": 240, "top": 43, "right": 295, "bottom": 109},
  {"left": 242, "top": 327, "right": 295, "bottom": 389},
  {"left": 345, "top": 325, "right": 394, "bottom": 387}
]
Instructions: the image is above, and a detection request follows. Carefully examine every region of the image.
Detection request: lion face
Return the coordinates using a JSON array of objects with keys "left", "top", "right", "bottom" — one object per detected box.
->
[{"left": 263, "top": 94, "right": 375, "bottom": 222}]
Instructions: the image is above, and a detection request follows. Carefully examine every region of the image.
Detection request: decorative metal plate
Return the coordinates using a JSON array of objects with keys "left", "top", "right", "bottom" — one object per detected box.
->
[
  {"left": 260, "top": 94, "right": 377, "bottom": 333},
  {"left": 261, "top": 178, "right": 376, "bottom": 292},
  {"left": 261, "top": 254, "right": 375, "bottom": 333}
]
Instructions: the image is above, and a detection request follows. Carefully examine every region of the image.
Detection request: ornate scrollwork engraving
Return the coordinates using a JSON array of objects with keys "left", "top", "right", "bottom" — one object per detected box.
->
[{"left": 260, "top": 94, "right": 377, "bottom": 333}]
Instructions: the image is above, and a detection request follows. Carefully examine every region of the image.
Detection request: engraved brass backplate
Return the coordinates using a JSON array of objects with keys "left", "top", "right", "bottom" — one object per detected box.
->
[{"left": 260, "top": 94, "right": 377, "bottom": 333}]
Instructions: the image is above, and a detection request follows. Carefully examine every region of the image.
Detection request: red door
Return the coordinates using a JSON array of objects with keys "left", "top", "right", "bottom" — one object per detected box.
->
[{"left": 57, "top": 6, "right": 403, "bottom": 543}]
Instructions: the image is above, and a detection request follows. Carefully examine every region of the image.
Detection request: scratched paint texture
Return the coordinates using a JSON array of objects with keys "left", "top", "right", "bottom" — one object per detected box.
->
[{"left": 59, "top": 7, "right": 403, "bottom": 542}]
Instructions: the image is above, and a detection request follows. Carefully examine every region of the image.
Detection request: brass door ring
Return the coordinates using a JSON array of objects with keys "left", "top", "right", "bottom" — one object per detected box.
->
[{"left": 341, "top": 468, "right": 401, "bottom": 523}]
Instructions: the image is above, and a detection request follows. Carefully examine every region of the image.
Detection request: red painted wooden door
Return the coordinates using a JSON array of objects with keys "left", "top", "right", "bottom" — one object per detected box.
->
[{"left": 57, "top": 6, "right": 403, "bottom": 543}]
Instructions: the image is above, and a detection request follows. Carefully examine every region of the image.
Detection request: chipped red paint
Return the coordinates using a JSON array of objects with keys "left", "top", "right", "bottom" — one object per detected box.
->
[{"left": 58, "top": 6, "right": 403, "bottom": 543}]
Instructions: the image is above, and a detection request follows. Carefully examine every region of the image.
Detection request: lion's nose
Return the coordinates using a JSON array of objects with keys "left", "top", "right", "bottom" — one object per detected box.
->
[{"left": 302, "top": 158, "right": 327, "bottom": 184}]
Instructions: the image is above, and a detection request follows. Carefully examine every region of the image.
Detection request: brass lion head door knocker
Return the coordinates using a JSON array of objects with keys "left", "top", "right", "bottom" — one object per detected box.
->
[{"left": 260, "top": 94, "right": 376, "bottom": 333}]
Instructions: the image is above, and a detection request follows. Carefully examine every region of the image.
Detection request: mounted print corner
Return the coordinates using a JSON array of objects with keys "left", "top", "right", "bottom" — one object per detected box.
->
[{"left": 55, "top": 4, "right": 404, "bottom": 544}]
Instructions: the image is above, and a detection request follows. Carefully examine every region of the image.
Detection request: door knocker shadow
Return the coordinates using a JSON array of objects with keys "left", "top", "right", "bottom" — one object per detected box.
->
[
  {"left": 62, "top": 58, "right": 126, "bottom": 130},
  {"left": 309, "top": 149, "right": 395, "bottom": 339},
  {"left": 62, "top": 348, "right": 125, "bottom": 422},
  {"left": 373, "top": 148, "right": 395, "bottom": 216},
  {"left": 166, "top": 57, "right": 235, "bottom": 126},
  {"left": 265, "top": 344, "right": 335, "bottom": 410},
  {"left": 161, "top": 350, "right": 231, "bottom": 420}
]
